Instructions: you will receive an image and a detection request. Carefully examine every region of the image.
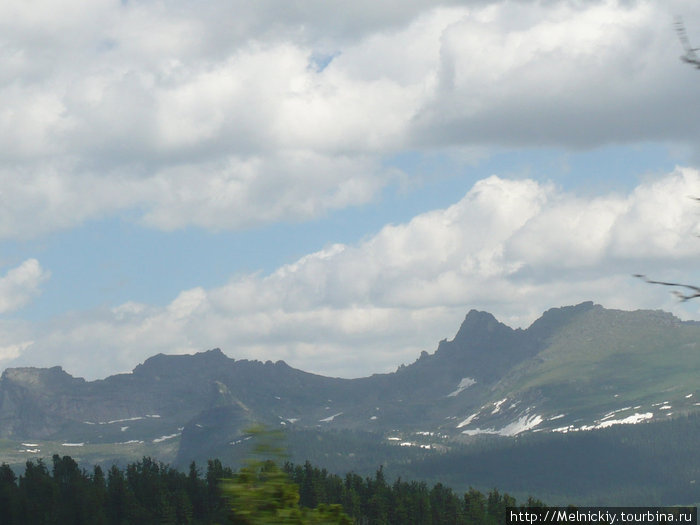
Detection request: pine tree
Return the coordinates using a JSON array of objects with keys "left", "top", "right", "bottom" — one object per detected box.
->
[
  {"left": 88, "top": 465, "right": 108, "bottom": 525},
  {"left": 106, "top": 464, "right": 137, "bottom": 525},
  {"left": 19, "top": 459, "right": 58, "bottom": 524},
  {"left": 464, "top": 487, "right": 487, "bottom": 525},
  {"left": 0, "top": 463, "right": 20, "bottom": 525},
  {"left": 187, "top": 461, "right": 207, "bottom": 521}
]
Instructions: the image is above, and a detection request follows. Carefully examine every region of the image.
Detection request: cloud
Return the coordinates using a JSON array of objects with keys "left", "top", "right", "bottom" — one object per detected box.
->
[
  {"left": 139, "top": 153, "right": 388, "bottom": 230},
  {"left": 0, "top": 259, "right": 50, "bottom": 314},
  {"left": 2, "top": 1, "right": 700, "bottom": 238},
  {"left": 8, "top": 168, "right": 700, "bottom": 379},
  {"left": 4, "top": 1, "right": 700, "bottom": 378},
  {"left": 412, "top": 1, "right": 700, "bottom": 148},
  {"left": 0, "top": 340, "right": 32, "bottom": 362}
]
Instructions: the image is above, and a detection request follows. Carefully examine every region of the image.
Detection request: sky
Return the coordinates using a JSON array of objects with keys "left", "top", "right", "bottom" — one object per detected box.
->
[{"left": 3, "top": 0, "right": 700, "bottom": 380}]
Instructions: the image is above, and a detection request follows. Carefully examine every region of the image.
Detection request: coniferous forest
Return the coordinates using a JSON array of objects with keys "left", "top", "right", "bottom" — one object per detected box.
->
[{"left": 0, "top": 454, "right": 543, "bottom": 524}]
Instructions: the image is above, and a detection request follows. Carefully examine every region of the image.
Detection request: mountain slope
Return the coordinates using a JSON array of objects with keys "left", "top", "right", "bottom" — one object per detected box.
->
[
  {"left": 0, "top": 302, "right": 697, "bottom": 482},
  {"left": 455, "top": 305, "right": 700, "bottom": 437}
]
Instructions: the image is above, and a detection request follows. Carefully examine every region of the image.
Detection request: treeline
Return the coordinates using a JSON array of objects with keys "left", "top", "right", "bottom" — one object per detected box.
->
[
  {"left": 0, "top": 454, "right": 543, "bottom": 524},
  {"left": 286, "top": 461, "right": 545, "bottom": 524},
  {"left": 0, "top": 455, "right": 233, "bottom": 524},
  {"left": 410, "top": 412, "right": 700, "bottom": 505}
]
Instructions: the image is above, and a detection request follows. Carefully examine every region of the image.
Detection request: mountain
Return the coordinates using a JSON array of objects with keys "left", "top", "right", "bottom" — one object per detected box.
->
[{"left": 1, "top": 302, "right": 698, "bottom": 504}]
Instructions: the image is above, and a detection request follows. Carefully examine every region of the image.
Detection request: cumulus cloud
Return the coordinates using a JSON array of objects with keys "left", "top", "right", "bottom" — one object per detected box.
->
[
  {"left": 0, "top": 340, "right": 32, "bottom": 363},
  {"left": 139, "top": 153, "right": 387, "bottom": 230},
  {"left": 412, "top": 1, "right": 700, "bottom": 148},
  {"left": 2, "top": 0, "right": 700, "bottom": 237},
  {"left": 9, "top": 169, "right": 700, "bottom": 379},
  {"left": 0, "top": 259, "right": 50, "bottom": 314},
  {"left": 5, "top": 1, "right": 700, "bottom": 377}
]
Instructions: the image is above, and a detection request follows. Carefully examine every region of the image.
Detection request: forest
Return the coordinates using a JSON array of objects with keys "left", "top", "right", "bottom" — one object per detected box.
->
[
  {"left": 279, "top": 413, "right": 700, "bottom": 506},
  {"left": 0, "top": 453, "right": 544, "bottom": 524}
]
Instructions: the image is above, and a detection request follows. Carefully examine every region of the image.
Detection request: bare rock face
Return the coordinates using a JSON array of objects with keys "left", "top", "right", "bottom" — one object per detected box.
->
[{"left": 0, "top": 366, "right": 86, "bottom": 438}]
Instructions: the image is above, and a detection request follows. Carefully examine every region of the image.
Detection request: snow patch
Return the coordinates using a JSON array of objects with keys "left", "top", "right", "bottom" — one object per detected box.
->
[
  {"left": 102, "top": 416, "right": 144, "bottom": 425},
  {"left": 659, "top": 405, "right": 672, "bottom": 410},
  {"left": 95, "top": 414, "right": 160, "bottom": 425},
  {"left": 370, "top": 416, "right": 378, "bottom": 420},
  {"left": 397, "top": 441, "right": 432, "bottom": 449},
  {"left": 447, "top": 377, "right": 476, "bottom": 397},
  {"left": 461, "top": 427, "right": 497, "bottom": 436},
  {"left": 457, "top": 413, "right": 479, "bottom": 429},
  {"left": 153, "top": 433, "right": 180, "bottom": 443},
  {"left": 498, "top": 414, "right": 543, "bottom": 436},
  {"left": 551, "top": 417, "right": 656, "bottom": 432},
  {"left": 595, "top": 412, "right": 653, "bottom": 429},
  {"left": 462, "top": 414, "right": 543, "bottom": 436},
  {"left": 600, "top": 407, "right": 632, "bottom": 421},
  {"left": 121, "top": 426, "right": 129, "bottom": 432},
  {"left": 62, "top": 443, "right": 84, "bottom": 447},
  {"left": 549, "top": 414, "right": 565, "bottom": 421},
  {"left": 491, "top": 398, "right": 508, "bottom": 414},
  {"left": 685, "top": 393, "right": 693, "bottom": 398},
  {"left": 319, "top": 412, "right": 343, "bottom": 423},
  {"left": 552, "top": 426, "right": 572, "bottom": 433},
  {"left": 230, "top": 436, "right": 253, "bottom": 446},
  {"left": 21, "top": 443, "right": 39, "bottom": 447}
]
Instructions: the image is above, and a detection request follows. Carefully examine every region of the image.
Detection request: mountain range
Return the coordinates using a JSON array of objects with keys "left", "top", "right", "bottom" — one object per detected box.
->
[{"left": 1, "top": 301, "right": 698, "bottom": 505}]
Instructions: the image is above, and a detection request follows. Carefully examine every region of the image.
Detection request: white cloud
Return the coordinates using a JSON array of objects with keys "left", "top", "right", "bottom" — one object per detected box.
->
[
  {"left": 0, "top": 259, "right": 50, "bottom": 314},
  {"left": 2, "top": 1, "right": 700, "bottom": 237},
  {"left": 0, "top": 340, "right": 32, "bottom": 362},
  {"left": 4, "top": 1, "right": 700, "bottom": 378},
  {"left": 412, "top": 1, "right": 700, "bottom": 148},
  {"left": 140, "top": 152, "right": 388, "bottom": 230},
  {"left": 8, "top": 169, "right": 700, "bottom": 379}
]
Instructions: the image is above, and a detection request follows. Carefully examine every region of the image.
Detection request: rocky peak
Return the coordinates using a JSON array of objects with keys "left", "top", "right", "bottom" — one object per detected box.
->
[
  {"left": 1, "top": 366, "right": 83, "bottom": 389},
  {"left": 451, "top": 309, "right": 513, "bottom": 345},
  {"left": 132, "top": 348, "right": 232, "bottom": 377}
]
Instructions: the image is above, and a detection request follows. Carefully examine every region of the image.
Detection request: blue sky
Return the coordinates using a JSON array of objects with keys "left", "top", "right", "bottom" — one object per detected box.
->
[
  {"left": 2, "top": 0, "right": 700, "bottom": 380},
  {"left": 5, "top": 144, "right": 684, "bottom": 321}
]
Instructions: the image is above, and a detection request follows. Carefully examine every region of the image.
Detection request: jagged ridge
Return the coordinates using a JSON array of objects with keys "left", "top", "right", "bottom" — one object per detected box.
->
[{"left": 0, "top": 302, "right": 697, "bottom": 470}]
